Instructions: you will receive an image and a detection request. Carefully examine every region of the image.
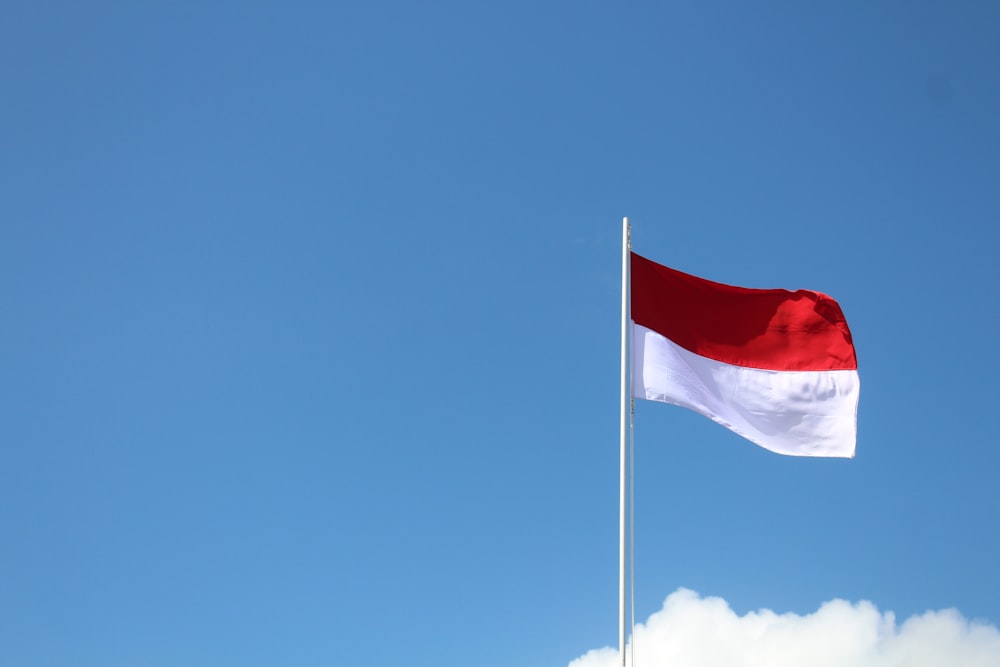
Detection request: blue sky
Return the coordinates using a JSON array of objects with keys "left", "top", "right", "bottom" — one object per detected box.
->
[{"left": 2, "top": 2, "right": 999, "bottom": 665}]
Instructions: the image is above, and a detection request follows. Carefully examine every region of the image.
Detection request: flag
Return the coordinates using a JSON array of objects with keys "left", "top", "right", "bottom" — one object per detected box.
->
[{"left": 630, "top": 252, "right": 859, "bottom": 457}]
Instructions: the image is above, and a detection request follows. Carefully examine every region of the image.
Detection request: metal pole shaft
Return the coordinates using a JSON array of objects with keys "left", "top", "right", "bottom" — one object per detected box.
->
[{"left": 619, "top": 217, "right": 630, "bottom": 667}]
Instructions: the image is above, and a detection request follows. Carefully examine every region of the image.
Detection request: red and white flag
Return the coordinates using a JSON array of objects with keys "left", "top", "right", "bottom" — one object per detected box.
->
[{"left": 630, "top": 252, "right": 859, "bottom": 457}]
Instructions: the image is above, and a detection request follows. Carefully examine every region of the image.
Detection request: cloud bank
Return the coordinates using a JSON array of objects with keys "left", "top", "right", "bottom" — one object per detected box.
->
[{"left": 569, "top": 589, "right": 1000, "bottom": 667}]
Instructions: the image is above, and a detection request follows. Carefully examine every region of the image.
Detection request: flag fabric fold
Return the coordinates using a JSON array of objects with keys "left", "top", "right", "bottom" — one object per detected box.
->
[{"left": 630, "top": 252, "right": 859, "bottom": 457}]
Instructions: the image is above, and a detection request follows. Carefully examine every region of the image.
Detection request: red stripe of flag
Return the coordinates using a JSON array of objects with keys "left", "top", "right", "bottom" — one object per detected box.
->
[{"left": 630, "top": 252, "right": 857, "bottom": 372}]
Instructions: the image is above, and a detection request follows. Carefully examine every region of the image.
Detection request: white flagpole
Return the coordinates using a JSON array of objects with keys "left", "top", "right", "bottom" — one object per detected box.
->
[{"left": 619, "top": 216, "right": 631, "bottom": 667}]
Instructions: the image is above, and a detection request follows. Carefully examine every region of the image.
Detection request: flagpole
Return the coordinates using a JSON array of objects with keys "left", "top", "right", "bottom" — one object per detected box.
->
[{"left": 619, "top": 216, "right": 631, "bottom": 667}]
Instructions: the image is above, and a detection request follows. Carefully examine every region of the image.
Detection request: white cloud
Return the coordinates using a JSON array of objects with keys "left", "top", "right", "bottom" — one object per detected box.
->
[{"left": 569, "top": 588, "right": 1000, "bottom": 667}]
